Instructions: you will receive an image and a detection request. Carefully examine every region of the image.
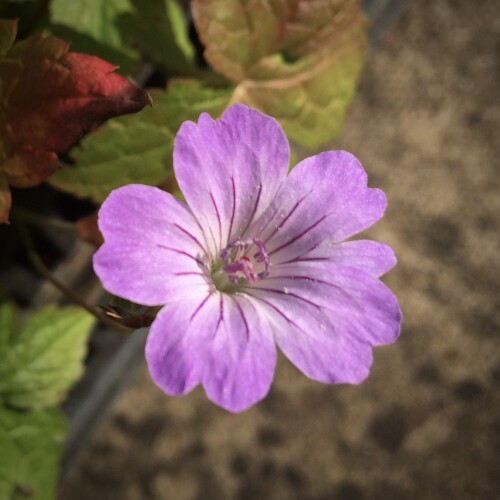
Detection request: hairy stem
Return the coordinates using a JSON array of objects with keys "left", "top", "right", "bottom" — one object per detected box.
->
[
  {"left": 16, "top": 222, "right": 131, "bottom": 333},
  {"left": 12, "top": 207, "right": 76, "bottom": 231}
]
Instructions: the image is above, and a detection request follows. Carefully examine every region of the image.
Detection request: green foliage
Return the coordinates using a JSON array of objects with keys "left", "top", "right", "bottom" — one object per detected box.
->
[
  {"left": 0, "top": 297, "right": 93, "bottom": 497},
  {"left": 49, "top": 80, "right": 232, "bottom": 202},
  {"left": 119, "top": 0, "right": 196, "bottom": 76},
  {"left": 192, "top": 0, "right": 368, "bottom": 150},
  {"left": 47, "top": 0, "right": 196, "bottom": 77},
  {"left": 0, "top": 302, "right": 94, "bottom": 410},
  {"left": 0, "top": 406, "right": 66, "bottom": 500},
  {"left": 48, "top": 0, "right": 139, "bottom": 74}
]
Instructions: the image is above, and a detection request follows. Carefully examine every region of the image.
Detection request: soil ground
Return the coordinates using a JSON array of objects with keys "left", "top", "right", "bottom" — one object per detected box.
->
[{"left": 59, "top": 1, "right": 500, "bottom": 498}]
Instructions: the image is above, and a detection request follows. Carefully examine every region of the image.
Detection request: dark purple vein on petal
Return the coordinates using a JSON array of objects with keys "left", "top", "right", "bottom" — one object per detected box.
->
[
  {"left": 213, "top": 294, "right": 224, "bottom": 338},
  {"left": 264, "top": 274, "right": 330, "bottom": 284},
  {"left": 268, "top": 214, "right": 330, "bottom": 257},
  {"left": 210, "top": 191, "right": 223, "bottom": 249},
  {"left": 274, "top": 256, "right": 331, "bottom": 265},
  {"left": 227, "top": 177, "right": 237, "bottom": 241},
  {"left": 261, "top": 273, "right": 378, "bottom": 345},
  {"left": 240, "top": 183, "right": 262, "bottom": 237},
  {"left": 246, "top": 293, "right": 340, "bottom": 345},
  {"left": 157, "top": 244, "right": 208, "bottom": 270},
  {"left": 263, "top": 191, "right": 312, "bottom": 245},
  {"left": 190, "top": 293, "right": 211, "bottom": 321},
  {"left": 231, "top": 296, "right": 250, "bottom": 340},
  {"left": 244, "top": 293, "right": 306, "bottom": 333},
  {"left": 193, "top": 215, "right": 216, "bottom": 257},
  {"left": 272, "top": 242, "right": 324, "bottom": 265},
  {"left": 258, "top": 275, "right": 362, "bottom": 311},
  {"left": 205, "top": 222, "right": 219, "bottom": 257},
  {"left": 247, "top": 287, "right": 322, "bottom": 309},
  {"left": 174, "top": 224, "right": 208, "bottom": 258},
  {"left": 254, "top": 204, "right": 280, "bottom": 236}
]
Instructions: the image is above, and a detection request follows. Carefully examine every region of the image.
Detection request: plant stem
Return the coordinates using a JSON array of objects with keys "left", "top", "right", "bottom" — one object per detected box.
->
[
  {"left": 12, "top": 207, "right": 76, "bottom": 232},
  {"left": 16, "top": 222, "right": 131, "bottom": 333}
]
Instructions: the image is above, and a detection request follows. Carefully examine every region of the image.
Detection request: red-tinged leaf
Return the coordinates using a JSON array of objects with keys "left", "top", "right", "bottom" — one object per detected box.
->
[
  {"left": 0, "top": 22, "right": 151, "bottom": 222},
  {"left": 192, "top": 0, "right": 367, "bottom": 150},
  {"left": 76, "top": 213, "right": 103, "bottom": 247},
  {"left": 2, "top": 147, "right": 57, "bottom": 188}
]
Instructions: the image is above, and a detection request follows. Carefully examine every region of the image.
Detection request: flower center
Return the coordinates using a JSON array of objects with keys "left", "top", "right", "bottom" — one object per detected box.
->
[{"left": 211, "top": 238, "right": 270, "bottom": 293}]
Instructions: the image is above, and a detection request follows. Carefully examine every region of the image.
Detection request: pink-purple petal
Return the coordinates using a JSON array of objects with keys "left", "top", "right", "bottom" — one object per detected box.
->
[
  {"left": 246, "top": 262, "right": 401, "bottom": 383},
  {"left": 202, "top": 294, "right": 277, "bottom": 413},
  {"left": 282, "top": 240, "right": 397, "bottom": 278},
  {"left": 251, "top": 151, "right": 387, "bottom": 264},
  {"left": 145, "top": 292, "right": 277, "bottom": 413},
  {"left": 259, "top": 262, "right": 401, "bottom": 346},
  {"left": 94, "top": 185, "right": 209, "bottom": 306},
  {"left": 247, "top": 289, "right": 374, "bottom": 384},
  {"left": 277, "top": 325, "right": 374, "bottom": 384},
  {"left": 145, "top": 294, "right": 215, "bottom": 397},
  {"left": 173, "top": 104, "right": 289, "bottom": 254}
]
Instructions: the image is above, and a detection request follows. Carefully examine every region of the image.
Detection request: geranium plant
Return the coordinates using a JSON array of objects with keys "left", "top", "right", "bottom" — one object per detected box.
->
[{"left": 0, "top": 1, "right": 401, "bottom": 497}]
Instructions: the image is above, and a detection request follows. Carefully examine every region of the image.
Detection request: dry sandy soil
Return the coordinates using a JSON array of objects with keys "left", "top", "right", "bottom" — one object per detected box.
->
[{"left": 60, "top": 0, "right": 500, "bottom": 498}]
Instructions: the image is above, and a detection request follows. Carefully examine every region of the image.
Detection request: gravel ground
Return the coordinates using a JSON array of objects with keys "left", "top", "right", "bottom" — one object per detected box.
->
[{"left": 59, "top": 1, "right": 500, "bottom": 498}]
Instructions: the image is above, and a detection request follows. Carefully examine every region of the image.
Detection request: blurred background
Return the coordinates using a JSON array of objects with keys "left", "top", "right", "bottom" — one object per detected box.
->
[{"left": 58, "top": 0, "right": 499, "bottom": 498}]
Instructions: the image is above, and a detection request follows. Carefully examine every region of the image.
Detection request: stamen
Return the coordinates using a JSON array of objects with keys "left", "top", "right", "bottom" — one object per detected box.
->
[{"left": 215, "top": 238, "right": 271, "bottom": 290}]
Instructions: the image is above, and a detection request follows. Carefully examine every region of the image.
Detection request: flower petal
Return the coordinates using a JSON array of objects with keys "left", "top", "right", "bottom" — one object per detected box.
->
[
  {"left": 289, "top": 240, "right": 397, "bottom": 278},
  {"left": 145, "top": 294, "right": 215, "bottom": 398},
  {"left": 252, "top": 151, "right": 387, "bottom": 265},
  {"left": 260, "top": 262, "right": 401, "bottom": 346},
  {"left": 202, "top": 294, "right": 277, "bottom": 412},
  {"left": 247, "top": 288, "right": 373, "bottom": 384},
  {"left": 145, "top": 292, "right": 277, "bottom": 413},
  {"left": 94, "top": 184, "right": 210, "bottom": 306},
  {"left": 246, "top": 263, "right": 401, "bottom": 383},
  {"left": 173, "top": 104, "right": 289, "bottom": 255}
]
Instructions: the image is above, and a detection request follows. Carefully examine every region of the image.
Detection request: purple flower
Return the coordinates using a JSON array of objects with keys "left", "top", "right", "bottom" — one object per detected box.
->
[{"left": 94, "top": 104, "right": 402, "bottom": 413}]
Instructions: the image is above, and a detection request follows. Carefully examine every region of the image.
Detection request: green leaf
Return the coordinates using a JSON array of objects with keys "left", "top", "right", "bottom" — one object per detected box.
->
[
  {"left": 119, "top": 0, "right": 196, "bottom": 75},
  {"left": 47, "top": 0, "right": 139, "bottom": 74},
  {"left": 192, "top": 0, "right": 368, "bottom": 150},
  {"left": 0, "top": 406, "right": 66, "bottom": 500},
  {"left": 49, "top": 80, "right": 232, "bottom": 203},
  {"left": 0, "top": 303, "right": 94, "bottom": 410}
]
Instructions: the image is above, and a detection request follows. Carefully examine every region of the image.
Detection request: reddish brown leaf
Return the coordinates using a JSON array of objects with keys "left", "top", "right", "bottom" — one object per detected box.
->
[
  {"left": 0, "top": 20, "right": 151, "bottom": 221},
  {"left": 0, "top": 174, "right": 11, "bottom": 224}
]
